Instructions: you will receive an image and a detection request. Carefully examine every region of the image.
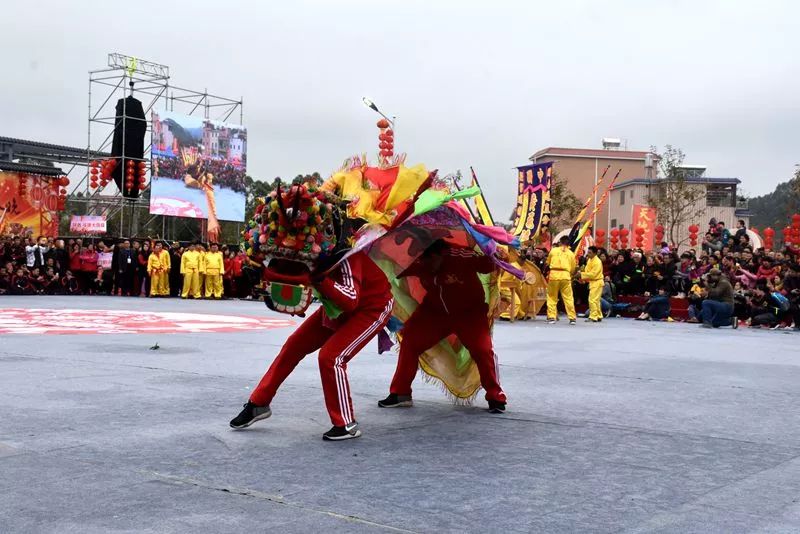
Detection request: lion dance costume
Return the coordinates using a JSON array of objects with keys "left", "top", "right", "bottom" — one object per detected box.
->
[{"left": 232, "top": 153, "right": 523, "bottom": 440}]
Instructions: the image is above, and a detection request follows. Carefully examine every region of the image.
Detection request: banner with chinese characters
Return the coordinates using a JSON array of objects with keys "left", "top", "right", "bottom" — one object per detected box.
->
[
  {"left": 632, "top": 204, "right": 657, "bottom": 251},
  {"left": 0, "top": 172, "right": 60, "bottom": 237},
  {"left": 69, "top": 215, "right": 107, "bottom": 234},
  {"left": 511, "top": 162, "right": 553, "bottom": 242}
]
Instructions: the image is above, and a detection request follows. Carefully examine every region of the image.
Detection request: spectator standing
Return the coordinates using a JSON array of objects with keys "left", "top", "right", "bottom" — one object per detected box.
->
[
  {"left": 137, "top": 240, "right": 151, "bottom": 296},
  {"left": 169, "top": 243, "right": 183, "bottom": 297},
  {"left": 47, "top": 239, "right": 69, "bottom": 276},
  {"left": 112, "top": 240, "right": 136, "bottom": 296},
  {"left": 79, "top": 243, "right": 99, "bottom": 290}
]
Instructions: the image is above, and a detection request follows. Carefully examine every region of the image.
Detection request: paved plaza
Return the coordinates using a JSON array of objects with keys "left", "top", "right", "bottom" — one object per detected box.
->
[{"left": 1, "top": 296, "right": 798, "bottom": 533}]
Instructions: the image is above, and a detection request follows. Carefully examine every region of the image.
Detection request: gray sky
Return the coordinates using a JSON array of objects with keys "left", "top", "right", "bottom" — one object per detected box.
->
[{"left": 2, "top": 0, "right": 798, "bottom": 219}]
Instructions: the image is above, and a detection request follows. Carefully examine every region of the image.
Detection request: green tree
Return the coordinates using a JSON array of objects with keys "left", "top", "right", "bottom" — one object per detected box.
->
[
  {"left": 547, "top": 172, "right": 583, "bottom": 233},
  {"left": 748, "top": 167, "right": 800, "bottom": 244},
  {"left": 647, "top": 145, "right": 706, "bottom": 246}
]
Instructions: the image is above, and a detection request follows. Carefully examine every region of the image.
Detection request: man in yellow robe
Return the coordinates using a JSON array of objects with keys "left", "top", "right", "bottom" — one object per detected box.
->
[
  {"left": 204, "top": 242, "right": 225, "bottom": 299},
  {"left": 546, "top": 235, "right": 577, "bottom": 324},
  {"left": 580, "top": 246, "right": 604, "bottom": 322},
  {"left": 147, "top": 241, "right": 171, "bottom": 297},
  {"left": 180, "top": 243, "right": 202, "bottom": 299}
]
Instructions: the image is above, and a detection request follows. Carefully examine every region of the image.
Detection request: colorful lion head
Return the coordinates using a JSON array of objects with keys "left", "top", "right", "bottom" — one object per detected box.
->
[{"left": 244, "top": 182, "right": 343, "bottom": 315}]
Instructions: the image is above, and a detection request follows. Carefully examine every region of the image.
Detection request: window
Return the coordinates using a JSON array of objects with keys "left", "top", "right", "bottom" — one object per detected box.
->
[
  {"left": 620, "top": 190, "right": 625, "bottom": 205},
  {"left": 610, "top": 219, "right": 617, "bottom": 229}
]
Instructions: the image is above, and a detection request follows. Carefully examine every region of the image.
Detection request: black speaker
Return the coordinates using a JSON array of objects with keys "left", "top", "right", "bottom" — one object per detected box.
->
[{"left": 111, "top": 96, "right": 146, "bottom": 198}]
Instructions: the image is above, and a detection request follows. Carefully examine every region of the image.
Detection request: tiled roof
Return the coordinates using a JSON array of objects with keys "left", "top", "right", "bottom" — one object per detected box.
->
[{"left": 0, "top": 161, "right": 65, "bottom": 176}]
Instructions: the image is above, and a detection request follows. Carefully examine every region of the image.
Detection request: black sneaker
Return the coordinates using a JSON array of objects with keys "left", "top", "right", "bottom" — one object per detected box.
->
[
  {"left": 569, "top": 319, "right": 577, "bottom": 325},
  {"left": 322, "top": 422, "right": 361, "bottom": 441},
  {"left": 377, "top": 393, "right": 413, "bottom": 408},
  {"left": 229, "top": 402, "right": 272, "bottom": 429},
  {"left": 488, "top": 400, "right": 506, "bottom": 414}
]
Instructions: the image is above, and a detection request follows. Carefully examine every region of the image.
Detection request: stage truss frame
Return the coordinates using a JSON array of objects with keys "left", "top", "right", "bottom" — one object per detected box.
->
[{"left": 75, "top": 53, "right": 243, "bottom": 240}]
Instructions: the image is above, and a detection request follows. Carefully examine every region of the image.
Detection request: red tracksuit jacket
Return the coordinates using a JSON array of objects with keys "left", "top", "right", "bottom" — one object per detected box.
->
[{"left": 315, "top": 251, "right": 392, "bottom": 318}]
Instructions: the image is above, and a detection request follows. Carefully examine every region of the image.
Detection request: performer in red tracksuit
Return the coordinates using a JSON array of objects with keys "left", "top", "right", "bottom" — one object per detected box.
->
[
  {"left": 230, "top": 251, "right": 393, "bottom": 441},
  {"left": 379, "top": 240, "right": 507, "bottom": 412}
]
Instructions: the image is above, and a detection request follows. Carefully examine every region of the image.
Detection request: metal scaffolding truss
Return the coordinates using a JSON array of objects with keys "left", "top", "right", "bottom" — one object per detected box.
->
[{"left": 82, "top": 53, "right": 243, "bottom": 239}]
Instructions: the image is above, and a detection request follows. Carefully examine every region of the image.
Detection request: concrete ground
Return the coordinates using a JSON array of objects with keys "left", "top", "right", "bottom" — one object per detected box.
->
[{"left": 0, "top": 295, "right": 798, "bottom": 533}]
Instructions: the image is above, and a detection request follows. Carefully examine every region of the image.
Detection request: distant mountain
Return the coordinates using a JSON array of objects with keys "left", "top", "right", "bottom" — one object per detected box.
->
[{"left": 748, "top": 176, "right": 800, "bottom": 232}]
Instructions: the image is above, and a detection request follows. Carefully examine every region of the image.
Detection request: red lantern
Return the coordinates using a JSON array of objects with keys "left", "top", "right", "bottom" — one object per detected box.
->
[
  {"left": 90, "top": 168, "right": 99, "bottom": 176},
  {"left": 379, "top": 142, "right": 388, "bottom": 149},
  {"left": 90, "top": 160, "right": 99, "bottom": 169},
  {"left": 610, "top": 228, "right": 619, "bottom": 237},
  {"left": 59, "top": 177, "right": 69, "bottom": 187},
  {"left": 386, "top": 142, "right": 394, "bottom": 151},
  {"left": 385, "top": 129, "right": 394, "bottom": 138},
  {"left": 377, "top": 118, "right": 390, "bottom": 129},
  {"left": 378, "top": 134, "right": 387, "bottom": 142},
  {"left": 792, "top": 213, "right": 800, "bottom": 224}
]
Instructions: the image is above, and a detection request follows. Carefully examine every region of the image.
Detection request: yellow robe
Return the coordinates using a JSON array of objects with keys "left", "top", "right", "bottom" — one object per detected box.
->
[
  {"left": 580, "top": 255, "right": 604, "bottom": 321},
  {"left": 147, "top": 250, "right": 171, "bottom": 296},
  {"left": 546, "top": 246, "right": 576, "bottom": 320},
  {"left": 203, "top": 251, "right": 225, "bottom": 298},
  {"left": 180, "top": 250, "right": 202, "bottom": 298}
]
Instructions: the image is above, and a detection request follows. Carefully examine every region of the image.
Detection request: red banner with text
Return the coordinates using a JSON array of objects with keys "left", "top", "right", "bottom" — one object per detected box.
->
[{"left": 632, "top": 204, "right": 657, "bottom": 251}]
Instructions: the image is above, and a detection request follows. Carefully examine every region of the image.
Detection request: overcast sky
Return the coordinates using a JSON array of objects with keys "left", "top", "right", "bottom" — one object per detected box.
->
[{"left": 2, "top": 0, "right": 798, "bottom": 219}]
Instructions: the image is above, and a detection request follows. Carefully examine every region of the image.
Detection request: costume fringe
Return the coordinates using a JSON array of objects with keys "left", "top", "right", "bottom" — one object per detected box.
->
[{"left": 419, "top": 371, "right": 479, "bottom": 406}]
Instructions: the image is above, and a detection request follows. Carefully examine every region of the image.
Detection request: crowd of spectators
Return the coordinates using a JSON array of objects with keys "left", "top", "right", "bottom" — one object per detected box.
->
[
  {"left": 4, "top": 218, "right": 799, "bottom": 331},
  {"left": 520, "top": 219, "right": 800, "bottom": 330},
  {"left": 0, "top": 235, "right": 263, "bottom": 299},
  {"left": 153, "top": 156, "right": 246, "bottom": 193}
]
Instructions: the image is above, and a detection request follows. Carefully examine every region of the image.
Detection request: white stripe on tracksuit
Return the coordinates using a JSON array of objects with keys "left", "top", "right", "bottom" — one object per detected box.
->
[
  {"left": 333, "top": 261, "right": 358, "bottom": 300},
  {"left": 333, "top": 299, "right": 394, "bottom": 425}
]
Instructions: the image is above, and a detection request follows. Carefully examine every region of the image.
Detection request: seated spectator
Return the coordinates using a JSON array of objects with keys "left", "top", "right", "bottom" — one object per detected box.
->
[
  {"left": 636, "top": 285, "right": 671, "bottom": 321},
  {"left": 783, "top": 263, "right": 800, "bottom": 330},
  {"left": 91, "top": 267, "right": 111, "bottom": 295},
  {"left": 747, "top": 289, "right": 786, "bottom": 328},
  {"left": 61, "top": 271, "right": 81, "bottom": 295},
  {"left": 0, "top": 265, "right": 9, "bottom": 294},
  {"left": 11, "top": 267, "right": 33, "bottom": 295},
  {"left": 700, "top": 269, "right": 736, "bottom": 328}
]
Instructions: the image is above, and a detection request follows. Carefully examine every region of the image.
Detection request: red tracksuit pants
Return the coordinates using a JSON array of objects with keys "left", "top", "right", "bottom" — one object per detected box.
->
[
  {"left": 390, "top": 303, "right": 507, "bottom": 403},
  {"left": 250, "top": 299, "right": 393, "bottom": 427}
]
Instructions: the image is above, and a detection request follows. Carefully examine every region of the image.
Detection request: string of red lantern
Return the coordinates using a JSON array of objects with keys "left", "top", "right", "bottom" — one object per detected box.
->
[
  {"left": 376, "top": 119, "right": 394, "bottom": 161},
  {"left": 688, "top": 224, "right": 699, "bottom": 247},
  {"left": 594, "top": 228, "right": 606, "bottom": 247}
]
